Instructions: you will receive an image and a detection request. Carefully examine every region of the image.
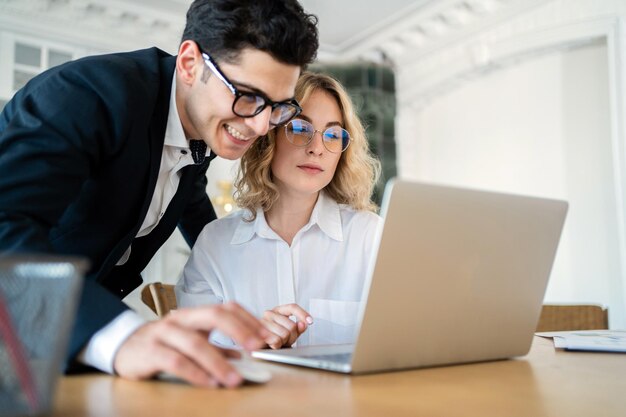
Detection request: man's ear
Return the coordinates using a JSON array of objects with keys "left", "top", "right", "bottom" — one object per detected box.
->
[{"left": 176, "top": 40, "right": 201, "bottom": 86}]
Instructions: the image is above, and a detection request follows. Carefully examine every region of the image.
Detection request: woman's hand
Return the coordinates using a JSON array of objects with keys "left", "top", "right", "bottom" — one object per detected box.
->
[{"left": 261, "top": 303, "right": 314, "bottom": 349}]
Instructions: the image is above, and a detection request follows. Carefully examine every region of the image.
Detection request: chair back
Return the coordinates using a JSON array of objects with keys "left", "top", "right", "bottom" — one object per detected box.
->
[
  {"left": 141, "top": 283, "right": 177, "bottom": 318},
  {"left": 536, "top": 304, "right": 608, "bottom": 332}
]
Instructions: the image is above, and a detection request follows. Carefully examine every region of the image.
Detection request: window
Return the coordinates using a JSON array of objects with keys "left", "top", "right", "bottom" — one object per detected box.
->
[
  {"left": 0, "top": 35, "right": 81, "bottom": 109},
  {"left": 12, "top": 42, "right": 73, "bottom": 91},
  {"left": 310, "top": 64, "right": 397, "bottom": 205}
]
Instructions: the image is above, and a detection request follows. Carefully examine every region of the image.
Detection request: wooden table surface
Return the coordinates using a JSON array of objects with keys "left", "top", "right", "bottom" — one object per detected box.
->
[{"left": 52, "top": 337, "right": 626, "bottom": 417}]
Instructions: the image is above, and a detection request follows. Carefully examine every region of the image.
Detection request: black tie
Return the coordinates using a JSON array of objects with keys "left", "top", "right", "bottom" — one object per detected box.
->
[{"left": 189, "top": 140, "right": 207, "bottom": 165}]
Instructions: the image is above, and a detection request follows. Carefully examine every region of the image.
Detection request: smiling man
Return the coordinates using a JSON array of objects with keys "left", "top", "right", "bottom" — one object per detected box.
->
[{"left": 0, "top": 0, "right": 318, "bottom": 388}]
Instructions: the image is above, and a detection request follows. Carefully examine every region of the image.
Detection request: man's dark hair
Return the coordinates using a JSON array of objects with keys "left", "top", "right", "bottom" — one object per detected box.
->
[{"left": 181, "top": 0, "right": 319, "bottom": 67}]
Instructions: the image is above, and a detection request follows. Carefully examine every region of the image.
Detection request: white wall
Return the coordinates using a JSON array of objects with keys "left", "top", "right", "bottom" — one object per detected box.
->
[{"left": 400, "top": 41, "right": 625, "bottom": 328}]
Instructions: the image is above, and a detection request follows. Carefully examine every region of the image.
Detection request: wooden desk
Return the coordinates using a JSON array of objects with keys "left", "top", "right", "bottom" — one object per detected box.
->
[{"left": 53, "top": 337, "right": 625, "bottom": 417}]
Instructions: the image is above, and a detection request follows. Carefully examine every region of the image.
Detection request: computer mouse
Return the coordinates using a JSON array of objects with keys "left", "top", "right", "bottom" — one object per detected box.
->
[
  {"left": 228, "top": 358, "right": 272, "bottom": 384},
  {"left": 158, "top": 358, "right": 272, "bottom": 386}
]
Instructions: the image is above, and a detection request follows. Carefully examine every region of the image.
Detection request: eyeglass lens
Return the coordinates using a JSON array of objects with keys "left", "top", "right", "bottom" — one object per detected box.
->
[
  {"left": 233, "top": 94, "right": 299, "bottom": 125},
  {"left": 285, "top": 120, "right": 350, "bottom": 153}
]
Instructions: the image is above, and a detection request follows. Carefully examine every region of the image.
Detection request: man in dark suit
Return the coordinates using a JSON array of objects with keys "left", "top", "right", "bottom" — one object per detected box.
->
[{"left": 0, "top": 0, "right": 318, "bottom": 388}]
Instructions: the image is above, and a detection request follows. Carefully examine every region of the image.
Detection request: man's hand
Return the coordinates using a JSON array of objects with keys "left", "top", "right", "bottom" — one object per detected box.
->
[
  {"left": 113, "top": 302, "right": 267, "bottom": 388},
  {"left": 261, "top": 303, "right": 313, "bottom": 349}
]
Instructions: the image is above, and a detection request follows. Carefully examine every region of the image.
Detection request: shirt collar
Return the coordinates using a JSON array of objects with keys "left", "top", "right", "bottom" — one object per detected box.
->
[
  {"left": 230, "top": 191, "right": 344, "bottom": 245},
  {"left": 164, "top": 73, "right": 212, "bottom": 156},
  {"left": 311, "top": 191, "right": 343, "bottom": 241}
]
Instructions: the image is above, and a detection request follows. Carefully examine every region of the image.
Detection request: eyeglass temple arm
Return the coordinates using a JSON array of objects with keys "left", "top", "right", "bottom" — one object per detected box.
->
[{"left": 201, "top": 53, "right": 237, "bottom": 95}]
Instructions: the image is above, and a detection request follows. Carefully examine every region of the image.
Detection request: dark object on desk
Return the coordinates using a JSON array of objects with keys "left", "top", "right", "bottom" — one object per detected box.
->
[
  {"left": 0, "top": 256, "right": 85, "bottom": 417},
  {"left": 141, "top": 282, "right": 177, "bottom": 318},
  {"left": 536, "top": 304, "right": 608, "bottom": 332}
]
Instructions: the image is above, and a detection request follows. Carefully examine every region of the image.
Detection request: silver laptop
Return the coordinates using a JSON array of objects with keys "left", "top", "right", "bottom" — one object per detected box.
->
[
  {"left": 0, "top": 256, "right": 85, "bottom": 416},
  {"left": 252, "top": 179, "right": 568, "bottom": 374}
]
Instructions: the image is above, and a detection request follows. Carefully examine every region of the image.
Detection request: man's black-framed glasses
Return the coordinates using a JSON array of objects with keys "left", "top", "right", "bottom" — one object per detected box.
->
[{"left": 198, "top": 46, "right": 302, "bottom": 126}]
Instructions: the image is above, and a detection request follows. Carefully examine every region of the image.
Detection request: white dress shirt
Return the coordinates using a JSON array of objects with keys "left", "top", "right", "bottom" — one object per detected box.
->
[
  {"left": 176, "top": 192, "right": 383, "bottom": 346},
  {"left": 79, "top": 74, "right": 211, "bottom": 373}
]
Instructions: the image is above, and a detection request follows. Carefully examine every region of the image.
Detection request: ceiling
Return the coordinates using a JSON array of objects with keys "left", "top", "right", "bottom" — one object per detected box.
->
[
  {"left": 299, "top": 0, "right": 432, "bottom": 55},
  {"left": 89, "top": 0, "right": 435, "bottom": 56},
  {"left": 0, "top": 0, "right": 514, "bottom": 63}
]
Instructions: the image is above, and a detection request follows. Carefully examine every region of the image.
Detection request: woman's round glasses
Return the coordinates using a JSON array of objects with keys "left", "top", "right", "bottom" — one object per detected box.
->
[{"left": 284, "top": 119, "right": 351, "bottom": 153}]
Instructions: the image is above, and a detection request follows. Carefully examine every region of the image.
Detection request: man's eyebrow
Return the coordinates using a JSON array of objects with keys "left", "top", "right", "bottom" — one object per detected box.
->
[
  {"left": 230, "top": 79, "right": 267, "bottom": 96},
  {"left": 230, "top": 79, "right": 295, "bottom": 103}
]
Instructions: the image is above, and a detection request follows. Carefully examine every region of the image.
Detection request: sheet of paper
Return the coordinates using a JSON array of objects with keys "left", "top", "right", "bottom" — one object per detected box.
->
[{"left": 536, "top": 330, "right": 626, "bottom": 353}]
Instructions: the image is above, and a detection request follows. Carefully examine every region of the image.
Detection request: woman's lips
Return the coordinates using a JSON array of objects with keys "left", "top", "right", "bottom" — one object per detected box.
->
[{"left": 297, "top": 164, "right": 323, "bottom": 173}]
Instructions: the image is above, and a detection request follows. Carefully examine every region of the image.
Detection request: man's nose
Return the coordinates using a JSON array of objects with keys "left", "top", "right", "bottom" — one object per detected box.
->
[{"left": 244, "top": 107, "right": 272, "bottom": 137}]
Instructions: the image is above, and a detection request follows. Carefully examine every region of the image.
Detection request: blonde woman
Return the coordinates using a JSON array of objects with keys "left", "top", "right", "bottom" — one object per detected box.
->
[{"left": 176, "top": 72, "right": 382, "bottom": 348}]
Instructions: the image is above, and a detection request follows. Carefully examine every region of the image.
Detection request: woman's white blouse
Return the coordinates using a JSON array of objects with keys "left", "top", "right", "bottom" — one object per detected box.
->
[{"left": 175, "top": 192, "right": 383, "bottom": 346}]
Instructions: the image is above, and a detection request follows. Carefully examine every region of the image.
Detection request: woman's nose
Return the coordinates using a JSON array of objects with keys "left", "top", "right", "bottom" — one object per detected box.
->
[{"left": 306, "top": 130, "right": 325, "bottom": 155}]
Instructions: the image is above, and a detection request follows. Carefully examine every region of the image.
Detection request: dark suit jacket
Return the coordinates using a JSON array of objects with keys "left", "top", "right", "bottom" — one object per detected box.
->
[{"left": 0, "top": 47, "right": 217, "bottom": 366}]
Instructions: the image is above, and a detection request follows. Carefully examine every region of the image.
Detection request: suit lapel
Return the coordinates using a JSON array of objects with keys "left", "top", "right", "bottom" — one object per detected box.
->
[
  {"left": 136, "top": 56, "right": 177, "bottom": 233},
  {"left": 103, "top": 55, "right": 176, "bottom": 271}
]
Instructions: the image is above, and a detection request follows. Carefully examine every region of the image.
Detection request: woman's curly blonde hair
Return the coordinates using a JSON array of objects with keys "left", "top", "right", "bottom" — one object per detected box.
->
[{"left": 234, "top": 71, "right": 381, "bottom": 219}]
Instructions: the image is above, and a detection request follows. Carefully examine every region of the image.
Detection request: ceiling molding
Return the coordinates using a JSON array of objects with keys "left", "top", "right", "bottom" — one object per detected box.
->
[
  {"left": 0, "top": 0, "right": 186, "bottom": 54},
  {"left": 394, "top": 0, "right": 626, "bottom": 112},
  {"left": 4, "top": 0, "right": 607, "bottom": 70},
  {"left": 0, "top": 0, "right": 543, "bottom": 63}
]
